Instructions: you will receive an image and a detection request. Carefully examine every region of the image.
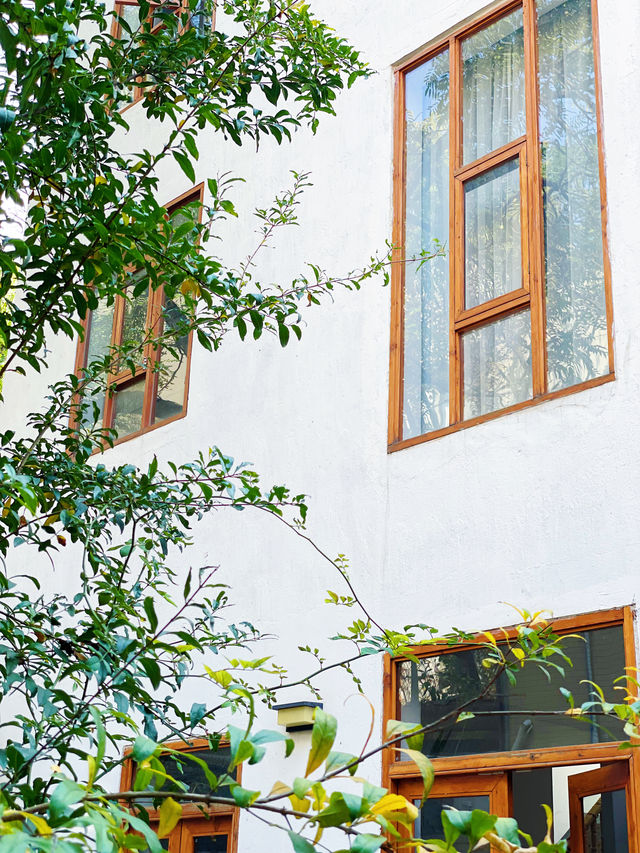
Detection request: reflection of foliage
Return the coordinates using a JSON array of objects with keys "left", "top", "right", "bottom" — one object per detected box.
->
[
  {"left": 539, "top": 0, "right": 608, "bottom": 391},
  {"left": 403, "top": 52, "right": 450, "bottom": 439},
  {"left": 463, "top": 310, "right": 532, "bottom": 420}
]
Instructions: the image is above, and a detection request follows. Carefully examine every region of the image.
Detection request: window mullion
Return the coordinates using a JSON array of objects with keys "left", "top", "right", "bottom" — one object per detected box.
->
[
  {"left": 523, "top": 0, "right": 546, "bottom": 397},
  {"left": 449, "top": 35, "right": 462, "bottom": 425}
]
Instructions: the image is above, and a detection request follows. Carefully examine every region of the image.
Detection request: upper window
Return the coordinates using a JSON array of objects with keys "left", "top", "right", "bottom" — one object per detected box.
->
[
  {"left": 389, "top": 0, "right": 613, "bottom": 448},
  {"left": 74, "top": 187, "right": 202, "bottom": 445}
]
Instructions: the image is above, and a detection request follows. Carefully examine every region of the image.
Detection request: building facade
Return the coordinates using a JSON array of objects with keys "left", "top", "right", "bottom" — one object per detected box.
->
[{"left": 4, "top": 0, "right": 640, "bottom": 850}]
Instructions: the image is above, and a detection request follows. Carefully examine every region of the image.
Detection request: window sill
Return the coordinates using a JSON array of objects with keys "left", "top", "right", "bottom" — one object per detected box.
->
[
  {"left": 388, "top": 741, "right": 632, "bottom": 777},
  {"left": 388, "top": 372, "right": 615, "bottom": 453},
  {"left": 90, "top": 407, "right": 188, "bottom": 455}
]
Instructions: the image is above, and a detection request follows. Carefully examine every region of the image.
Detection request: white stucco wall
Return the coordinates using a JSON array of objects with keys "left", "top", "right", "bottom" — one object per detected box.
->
[{"left": 3, "top": 0, "right": 640, "bottom": 850}]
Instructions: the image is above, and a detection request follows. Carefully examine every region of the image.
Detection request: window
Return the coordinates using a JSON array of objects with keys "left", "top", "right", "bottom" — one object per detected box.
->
[
  {"left": 120, "top": 739, "right": 238, "bottom": 853},
  {"left": 383, "top": 607, "right": 639, "bottom": 851},
  {"left": 111, "top": 0, "right": 211, "bottom": 106},
  {"left": 73, "top": 186, "right": 202, "bottom": 445},
  {"left": 388, "top": 0, "right": 613, "bottom": 449}
]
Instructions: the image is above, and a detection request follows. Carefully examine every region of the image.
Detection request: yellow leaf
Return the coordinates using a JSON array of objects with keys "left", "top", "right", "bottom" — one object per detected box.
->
[
  {"left": 204, "top": 666, "right": 232, "bottom": 688},
  {"left": 87, "top": 755, "right": 97, "bottom": 787},
  {"left": 22, "top": 813, "right": 52, "bottom": 836},
  {"left": 180, "top": 277, "right": 201, "bottom": 298},
  {"left": 482, "top": 631, "right": 497, "bottom": 646},
  {"left": 511, "top": 647, "right": 525, "bottom": 663},
  {"left": 269, "top": 780, "right": 290, "bottom": 797},
  {"left": 158, "top": 797, "right": 182, "bottom": 837},
  {"left": 288, "top": 794, "right": 310, "bottom": 814},
  {"left": 94, "top": 175, "right": 107, "bottom": 185},
  {"left": 370, "top": 794, "right": 418, "bottom": 822}
]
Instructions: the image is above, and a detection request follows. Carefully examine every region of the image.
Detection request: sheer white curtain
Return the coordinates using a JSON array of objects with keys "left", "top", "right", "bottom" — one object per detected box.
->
[
  {"left": 403, "top": 52, "right": 450, "bottom": 438},
  {"left": 460, "top": 9, "right": 531, "bottom": 418},
  {"left": 538, "top": 0, "right": 608, "bottom": 391}
]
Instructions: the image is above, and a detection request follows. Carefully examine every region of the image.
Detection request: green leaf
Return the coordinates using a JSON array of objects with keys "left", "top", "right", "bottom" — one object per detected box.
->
[
  {"left": 143, "top": 596, "right": 158, "bottom": 632},
  {"left": 132, "top": 735, "right": 158, "bottom": 762},
  {"left": 386, "top": 718, "right": 424, "bottom": 752},
  {"left": 494, "top": 817, "right": 520, "bottom": 846},
  {"left": 351, "top": 834, "right": 384, "bottom": 853},
  {"left": 305, "top": 708, "right": 337, "bottom": 776},
  {"left": 49, "top": 779, "right": 86, "bottom": 819},
  {"left": 316, "top": 792, "right": 351, "bottom": 828},
  {"left": 394, "top": 748, "right": 434, "bottom": 802},
  {"left": 293, "top": 777, "right": 311, "bottom": 799},
  {"left": 230, "top": 739, "right": 254, "bottom": 769},
  {"left": 189, "top": 702, "right": 207, "bottom": 728},
  {"left": 287, "top": 831, "right": 316, "bottom": 853},
  {"left": 325, "top": 750, "right": 358, "bottom": 776},
  {"left": 173, "top": 150, "right": 196, "bottom": 183},
  {"left": 127, "top": 814, "right": 163, "bottom": 853},
  {"left": 89, "top": 706, "right": 106, "bottom": 767},
  {"left": 231, "top": 784, "right": 260, "bottom": 807},
  {"left": 278, "top": 323, "right": 290, "bottom": 347},
  {"left": 158, "top": 797, "right": 182, "bottom": 837},
  {"left": 468, "top": 810, "right": 497, "bottom": 850}
]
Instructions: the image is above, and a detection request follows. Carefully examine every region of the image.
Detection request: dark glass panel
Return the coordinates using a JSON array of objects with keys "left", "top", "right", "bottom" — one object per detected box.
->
[
  {"left": 398, "top": 626, "right": 625, "bottom": 758},
  {"left": 415, "top": 796, "right": 490, "bottom": 851},
  {"left": 193, "top": 835, "right": 228, "bottom": 853},
  {"left": 134, "top": 747, "right": 233, "bottom": 806},
  {"left": 583, "top": 789, "right": 629, "bottom": 853}
]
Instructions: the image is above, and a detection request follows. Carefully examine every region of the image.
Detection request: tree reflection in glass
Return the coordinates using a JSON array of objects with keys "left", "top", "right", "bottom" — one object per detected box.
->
[
  {"left": 538, "top": 0, "right": 608, "bottom": 391},
  {"left": 403, "top": 50, "right": 450, "bottom": 439}
]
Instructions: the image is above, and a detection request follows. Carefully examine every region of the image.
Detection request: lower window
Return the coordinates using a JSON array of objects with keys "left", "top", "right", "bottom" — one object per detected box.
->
[
  {"left": 385, "top": 607, "right": 638, "bottom": 851},
  {"left": 398, "top": 762, "right": 632, "bottom": 852},
  {"left": 155, "top": 814, "right": 232, "bottom": 853},
  {"left": 120, "top": 738, "right": 238, "bottom": 853}
]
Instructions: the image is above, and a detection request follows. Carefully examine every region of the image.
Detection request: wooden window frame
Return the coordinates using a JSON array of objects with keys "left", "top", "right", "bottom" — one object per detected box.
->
[
  {"left": 388, "top": 0, "right": 615, "bottom": 452},
  {"left": 120, "top": 736, "right": 240, "bottom": 851},
  {"left": 383, "top": 607, "right": 639, "bottom": 848},
  {"left": 73, "top": 184, "right": 203, "bottom": 449},
  {"left": 384, "top": 606, "right": 637, "bottom": 781}
]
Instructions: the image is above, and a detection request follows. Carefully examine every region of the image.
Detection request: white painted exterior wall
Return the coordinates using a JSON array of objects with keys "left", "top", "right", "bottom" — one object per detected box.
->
[{"left": 3, "top": 0, "right": 640, "bottom": 849}]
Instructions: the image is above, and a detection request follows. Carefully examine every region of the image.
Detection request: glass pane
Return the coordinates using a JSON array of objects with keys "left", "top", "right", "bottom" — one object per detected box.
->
[
  {"left": 134, "top": 747, "right": 233, "bottom": 806},
  {"left": 415, "top": 796, "right": 490, "bottom": 851},
  {"left": 112, "top": 377, "right": 145, "bottom": 437},
  {"left": 465, "top": 158, "right": 522, "bottom": 308},
  {"left": 583, "top": 789, "right": 629, "bottom": 853},
  {"left": 80, "top": 300, "right": 113, "bottom": 428},
  {"left": 537, "top": 0, "right": 608, "bottom": 391},
  {"left": 116, "top": 2, "right": 141, "bottom": 38},
  {"left": 121, "top": 282, "right": 149, "bottom": 350},
  {"left": 462, "top": 8, "right": 526, "bottom": 163},
  {"left": 513, "top": 764, "right": 605, "bottom": 843},
  {"left": 403, "top": 50, "right": 450, "bottom": 439},
  {"left": 398, "top": 626, "right": 625, "bottom": 759},
  {"left": 85, "top": 301, "right": 114, "bottom": 365},
  {"left": 117, "top": 276, "right": 149, "bottom": 373},
  {"left": 462, "top": 309, "right": 531, "bottom": 419},
  {"left": 154, "top": 294, "right": 189, "bottom": 424},
  {"left": 193, "top": 835, "right": 228, "bottom": 853},
  {"left": 79, "top": 384, "right": 107, "bottom": 428}
]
